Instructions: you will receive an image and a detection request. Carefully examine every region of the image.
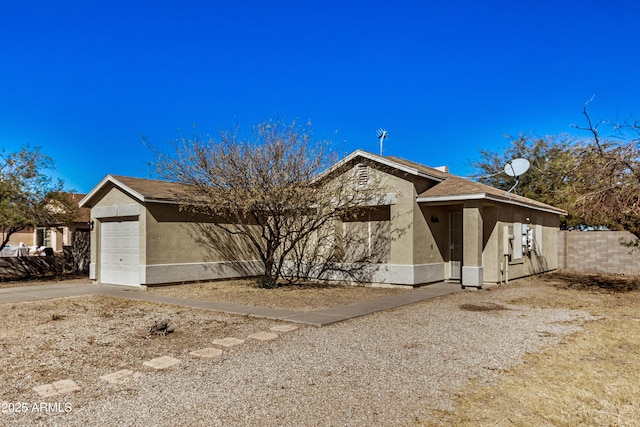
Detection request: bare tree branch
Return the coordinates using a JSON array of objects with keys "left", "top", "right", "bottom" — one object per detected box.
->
[{"left": 151, "top": 119, "right": 393, "bottom": 286}]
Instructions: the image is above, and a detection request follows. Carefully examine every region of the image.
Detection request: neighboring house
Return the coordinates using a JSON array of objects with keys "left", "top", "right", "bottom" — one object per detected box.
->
[
  {"left": 79, "top": 151, "right": 566, "bottom": 288},
  {"left": 4, "top": 193, "right": 91, "bottom": 254}
]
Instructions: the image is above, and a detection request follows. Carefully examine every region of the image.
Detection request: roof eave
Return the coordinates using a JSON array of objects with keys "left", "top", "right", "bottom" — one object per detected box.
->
[
  {"left": 144, "top": 197, "right": 182, "bottom": 204},
  {"left": 316, "top": 150, "right": 446, "bottom": 183},
  {"left": 79, "top": 175, "right": 147, "bottom": 208},
  {"left": 417, "top": 193, "right": 567, "bottom": 215}
]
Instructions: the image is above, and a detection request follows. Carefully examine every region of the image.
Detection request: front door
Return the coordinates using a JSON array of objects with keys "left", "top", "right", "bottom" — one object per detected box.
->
[{"left": 449, "top": 211, "right": 462, "bottom": 280}]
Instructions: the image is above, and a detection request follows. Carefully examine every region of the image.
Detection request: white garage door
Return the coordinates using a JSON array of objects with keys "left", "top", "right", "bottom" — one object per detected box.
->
[{"left": 100, "top": 220, "right": 140, "bottom": 286}]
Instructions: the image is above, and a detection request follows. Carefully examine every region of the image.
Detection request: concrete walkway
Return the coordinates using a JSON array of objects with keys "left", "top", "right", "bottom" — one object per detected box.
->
[{"left": 0, "top": 281, "right": 461, "bottom": 326}]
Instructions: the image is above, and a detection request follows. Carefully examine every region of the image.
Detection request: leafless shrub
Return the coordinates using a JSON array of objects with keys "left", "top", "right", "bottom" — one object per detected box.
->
[
  {"left": 547, "top": 272, "right": 640, "bottom": 293},
  {"left": 151, "top": 119, "right": 400, "bottom": 286},
  {"left": 148, "top": 319, "right": 174, "bottom": 336}
]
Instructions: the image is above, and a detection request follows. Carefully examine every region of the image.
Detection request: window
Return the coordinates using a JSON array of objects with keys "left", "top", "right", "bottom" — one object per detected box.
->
[
  {"left": 341, "top": 206, "right": 391, "bottom": 263},
  {"left": 37, "top": 228, "right": 51, "bottom": 247}
]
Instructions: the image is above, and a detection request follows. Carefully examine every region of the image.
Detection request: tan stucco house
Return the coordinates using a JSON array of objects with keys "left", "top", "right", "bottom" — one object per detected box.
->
[
  {"left": 79, "top": 150, "right": 566, "bottom": 288},
  {"left": 3, "top": 193, "right": 91, "bottom": 255}
]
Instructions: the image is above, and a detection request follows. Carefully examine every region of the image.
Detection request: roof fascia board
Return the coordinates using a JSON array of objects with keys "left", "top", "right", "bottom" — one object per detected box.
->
[
  {"left": 79, "top": 175, "right": 146, "bottom": 207},
  {"left": 317, "top": 150, "right": 445, "bottom": 182},
  {"left": 484, "top": 193, "right": 567, "bottom": 215},
  {"left": 109, "top": 176, "right": 147, "bottom": 203},
  {"left": 417, "top": 193, "right": 567, "bottom": 215},
  {"left": 416, "top": 193, "right": 487, "bottom": 203},
  {"left": 361, "top": 151, "right": 445, "bottom": 181},
  {"left": 78, "top": 175, "right": 111, "bottom": 207},
  {"left": 144, "top": 198, "right": 181, "bottom": 204}
]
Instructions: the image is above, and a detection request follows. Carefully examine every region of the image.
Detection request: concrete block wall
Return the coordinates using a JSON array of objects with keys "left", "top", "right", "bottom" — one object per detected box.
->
[{"left": 559, "top": 231, "right": 640, "bottom": 275}]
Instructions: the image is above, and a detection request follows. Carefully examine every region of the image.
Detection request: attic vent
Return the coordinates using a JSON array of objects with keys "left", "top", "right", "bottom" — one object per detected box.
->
[{"left": 355, "top": 163, "right": 370, "bottom": 189}]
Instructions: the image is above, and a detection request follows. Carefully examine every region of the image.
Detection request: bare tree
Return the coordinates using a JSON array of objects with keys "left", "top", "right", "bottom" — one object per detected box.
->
[
  {"left": 70, "top": 230, "right": 91, "bottom": 273},
  {"left": 472, "top": 98, "right": 640, "bottom": 243},
  {"left": 151, "top": 119, "right": 389, "bottom": 287},
  {"left": 568, "top": 99, "right": 640, "bottom": 242}
]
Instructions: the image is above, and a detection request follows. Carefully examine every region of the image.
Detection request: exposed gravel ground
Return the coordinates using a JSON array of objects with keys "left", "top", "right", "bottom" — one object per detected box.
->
[
  {"left": 1, "top": 280, "right": 597, "bottom": 426},
  {"left": 146, "top": 279, "right": 408, "bottom": 312},
  {"left": 0, "top": 276, "right": 91, "bottom": 289}
]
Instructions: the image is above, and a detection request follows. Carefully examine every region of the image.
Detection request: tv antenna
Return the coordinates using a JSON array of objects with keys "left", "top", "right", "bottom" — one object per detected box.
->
[
  {"left": 376, "top": 128, "right": 388, "bottom": 156},
  {"left": 503, "top": 158, "right": 530, "bottom": 195}
]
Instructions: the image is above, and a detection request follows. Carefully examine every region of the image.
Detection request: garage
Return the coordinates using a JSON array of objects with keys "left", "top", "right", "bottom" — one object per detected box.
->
[{"left": 99, "top": 219, "right": 140, "bottom": 286}]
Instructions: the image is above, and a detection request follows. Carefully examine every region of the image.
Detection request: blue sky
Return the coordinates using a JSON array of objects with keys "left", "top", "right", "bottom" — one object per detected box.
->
[{"left": 2, "top": 1, "right": 639, "bottom": 193}]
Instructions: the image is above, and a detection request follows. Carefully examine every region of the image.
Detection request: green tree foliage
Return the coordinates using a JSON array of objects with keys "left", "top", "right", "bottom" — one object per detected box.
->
[
  {"left": 472, "top": 103, "right": 640, "bottom": 241},
  {"left": 471, "top": 133, "right": 583, "bottom": 228},
  {"left": 0, "top": 146, "right": 78, "bottom": 250}
]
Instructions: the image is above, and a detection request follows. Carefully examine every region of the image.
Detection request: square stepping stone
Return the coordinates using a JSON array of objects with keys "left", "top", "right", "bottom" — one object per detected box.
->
[
  {"left": 189, "top": 347, "right": 224, "bottom": 359},
  {"left": 212, "top": 337, "right": 245, "bottom": 348},
  {"left": 33, "top": 379, "right": 81, "bottom": 397},
  {"left": 53, "top": 379, "right": 82, "bottom": 394},
  {"left": 270, "top": 324, "right": 299, "bottom": 332},
  {"left": 99, "top": 369, "right": 142, "bottom": 384},
  {"left": 33, "top": 384, "right": 59, "bottom": 398},
  {"left": 143, "top": 355, "right": 181, "bottom": 370},
  {"left": 248, "top": 332, "right": 279, "bottom": 341}
]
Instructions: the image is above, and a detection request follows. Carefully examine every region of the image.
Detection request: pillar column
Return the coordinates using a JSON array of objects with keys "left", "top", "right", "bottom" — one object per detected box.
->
[{"left": 462, "top": 201, "right": 484, "bottom": 287}]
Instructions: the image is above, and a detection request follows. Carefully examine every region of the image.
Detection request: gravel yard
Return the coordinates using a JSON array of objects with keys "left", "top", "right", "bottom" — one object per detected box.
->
[
  {"left": 1, "top": 277, "right": 597, "bottom": 426},
  {"left": 145, "top": 279, "right": 408, "bottom": 312}
]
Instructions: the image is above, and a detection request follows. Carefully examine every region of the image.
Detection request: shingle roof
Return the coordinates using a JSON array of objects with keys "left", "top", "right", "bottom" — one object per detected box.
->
[
  {"left": 340, "top": 151, "right": 566, "bottom": 214},
  {"left": 383, "top": 155, "right": 449, "bottom": 180},
  {"left": 79, "top": 175, "right": 189, "bottom": 207},
  {"left": 317, "top": 150, "right": 448, "bottom": 182},
  {"left": 67, "top": 193, "right": 92, "bottom": 223},
  {"left": 109, "top": 175, "right": 189, "bottom": 202},
  {"left": 80, "top": 152, "right": 566, "bottom": 215},
  {"left": 416, "top": 175, "right": 566, "bottom": 214}
]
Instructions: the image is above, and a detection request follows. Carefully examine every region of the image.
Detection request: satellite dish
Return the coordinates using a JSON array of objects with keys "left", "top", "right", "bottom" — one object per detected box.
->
[
  {"left": 504, "top": 158, "right": 530, "bottom": 177},
  {"left": 503, "top": 158, "right": 530, "bottom": 195}
]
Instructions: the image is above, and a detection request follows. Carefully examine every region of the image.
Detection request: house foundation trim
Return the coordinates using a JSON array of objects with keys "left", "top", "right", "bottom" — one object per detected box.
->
[
  {"left": 92, "top": 260, "right": 446, "bottom": 287},
  {"left": 89, "top": 262, "right": 96, "bottom": 280},
  {"left": 141, "top": 260, "right": 264, "bottom": 285},
  {"left": 283, "top": 261, "right": 446, "bottom": 286},
  {"left": 361, "top": 262, "right": 446, "bottom": 285},
  {"left": 462, "top": 266, "right": 484, "bottom": 287}
]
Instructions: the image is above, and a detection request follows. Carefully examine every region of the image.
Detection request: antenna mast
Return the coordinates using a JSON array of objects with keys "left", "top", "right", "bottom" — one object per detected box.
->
[{"left": 376, "top": 128, "right": 388, "bottom": 156}]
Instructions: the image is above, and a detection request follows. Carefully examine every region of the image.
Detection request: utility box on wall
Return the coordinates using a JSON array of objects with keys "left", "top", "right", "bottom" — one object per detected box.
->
[{"left": 503, "top": 225, "right": 512, "bottom": 257}]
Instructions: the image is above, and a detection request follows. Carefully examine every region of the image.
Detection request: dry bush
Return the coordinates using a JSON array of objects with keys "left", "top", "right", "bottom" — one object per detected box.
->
[
  {"left": 146, "top": 278, "right": 406, "bottom": 312},
  {"left": 546, "top": 271, "right": 640, "bottom": 293}
]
